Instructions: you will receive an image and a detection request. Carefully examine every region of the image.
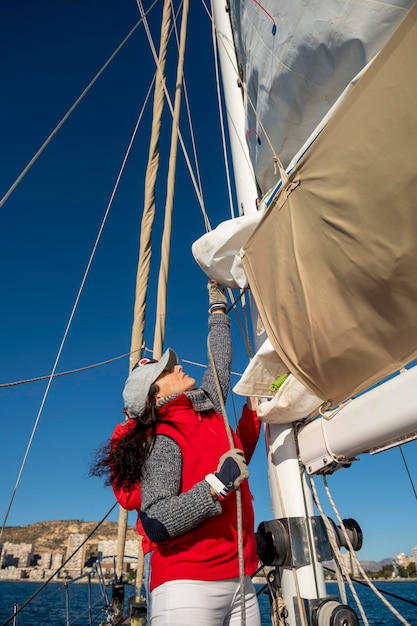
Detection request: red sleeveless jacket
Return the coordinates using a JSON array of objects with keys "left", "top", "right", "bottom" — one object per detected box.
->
[{"left": 149, "top": 394, "right": 259, "bottom": 590}]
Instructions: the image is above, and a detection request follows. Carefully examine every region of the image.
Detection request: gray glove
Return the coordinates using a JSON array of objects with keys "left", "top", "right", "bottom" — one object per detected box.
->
[
  {"left": 205, "top": 448, "right": 249, "bottom": 498},
  {"left": 207, "top": 280, "right": 227, "bottom": 313}
]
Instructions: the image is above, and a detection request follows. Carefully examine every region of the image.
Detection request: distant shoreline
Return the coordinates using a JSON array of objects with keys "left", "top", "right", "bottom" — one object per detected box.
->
[{"left": 1, "top": 576, "right": 416, "bottom": 585}]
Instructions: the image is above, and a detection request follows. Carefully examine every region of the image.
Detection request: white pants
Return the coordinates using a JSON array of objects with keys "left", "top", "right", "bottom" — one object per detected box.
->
[{"left": 150, "top": 575, "right": 261, "bottom": 625}]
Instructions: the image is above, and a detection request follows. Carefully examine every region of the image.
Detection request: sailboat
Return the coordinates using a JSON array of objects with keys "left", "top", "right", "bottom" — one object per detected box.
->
[{"left": 1, "top": 0, "right": 417, "bottom": 625}]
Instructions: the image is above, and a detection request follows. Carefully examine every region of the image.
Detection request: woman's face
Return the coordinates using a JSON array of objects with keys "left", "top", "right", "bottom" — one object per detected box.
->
[{"left": 155, "top": 365, "right": 196, "bottom": 400}]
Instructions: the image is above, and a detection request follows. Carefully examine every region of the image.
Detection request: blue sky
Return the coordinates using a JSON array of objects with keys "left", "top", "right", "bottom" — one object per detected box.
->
[{"left": 1, "top": 0, "right": 416, "bottom": 564}]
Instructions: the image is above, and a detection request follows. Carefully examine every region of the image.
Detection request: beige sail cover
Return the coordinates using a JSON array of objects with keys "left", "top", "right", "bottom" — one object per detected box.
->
[{"left": 242, "top": 4, "right": 417, "bottom": 405}]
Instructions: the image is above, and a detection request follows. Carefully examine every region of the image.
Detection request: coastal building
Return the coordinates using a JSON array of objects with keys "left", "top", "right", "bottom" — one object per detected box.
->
[
  {"left": 51, "top": 553, "right": 64, "bottom": 570},
  {"left": 97, "top": 539, "right": 140, "bottom": 574},
  {"left": 392, "top": 552, "right": 413, "bottom": 577},
  {"left": 98, "top": 538, "right": 140, "bottom": 563},
  {"left": 32, "top": 552, "right": 52, "bottom": 569},
  {"left": 29, "top": 567, "right": 45, "bottom": 580},
  {"left": 340, "top": 551, "right": 360, "bottom": 577},
  {"left": 0, "top": 542, "right": 33, "bottom": 568},
  {"left": 64, "top": 533, "right": 86, "bottom": 578},
  {"left": 0, "top": 565, "right": 22, "bottom": 580}
]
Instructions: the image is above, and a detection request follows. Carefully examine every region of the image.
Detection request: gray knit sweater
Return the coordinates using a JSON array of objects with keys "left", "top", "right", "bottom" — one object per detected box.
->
[{"left": 140, "top": 313, "right": 231, "bottom": 543}]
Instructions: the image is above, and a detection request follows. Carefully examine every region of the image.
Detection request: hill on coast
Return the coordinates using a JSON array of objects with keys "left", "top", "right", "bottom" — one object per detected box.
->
[
  {"left": 356, "top": 558, "right": 392, "bottom": 572},
  {"left": 1, "top": 521, "right": 393, "bottom": 572},
  {"left": 1, "top": 520, "right": 138, "bottom": 555}
]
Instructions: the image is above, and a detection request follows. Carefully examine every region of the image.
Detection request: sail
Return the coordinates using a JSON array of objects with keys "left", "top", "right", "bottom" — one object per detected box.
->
[
  {"left": 228, "top": 0, "right": 414, "bottom": 196},
  {"left": 241, "top": 3, "right": 417, "bottom": 404}
]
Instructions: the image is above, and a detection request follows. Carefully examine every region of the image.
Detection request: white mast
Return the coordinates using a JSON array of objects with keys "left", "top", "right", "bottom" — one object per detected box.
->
[
  {"left": 211, "top": 3, "right": 343, "bottom": 625},
  {"left": 211, "top": 1, "right": 258, "bottom": 218}
]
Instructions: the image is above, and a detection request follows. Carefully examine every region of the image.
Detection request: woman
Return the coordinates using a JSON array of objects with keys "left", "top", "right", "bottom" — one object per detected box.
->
[{"left": 95, "top": 281, "right": 261, "bottom": 625}]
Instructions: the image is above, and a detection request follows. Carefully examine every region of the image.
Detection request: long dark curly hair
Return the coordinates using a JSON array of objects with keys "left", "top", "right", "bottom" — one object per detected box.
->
[{"left": 90, "top": 382, "right": 160, "bottom": 490}]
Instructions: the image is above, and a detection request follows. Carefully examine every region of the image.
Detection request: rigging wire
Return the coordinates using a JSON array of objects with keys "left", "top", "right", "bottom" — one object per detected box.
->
[
  {"left": 0, "top": 348, "right": 245, "bottom": 389},
  {"left": 310, "top": 475, "right": 368, "bottom": 625},
  {"left": 135, "top": 0, "right": 255, "bottom": 379},
  {"left": 226, "top": 288, "right": 254, "bottom": 361},
  {"left": 324, "top": 567, "right": 417, "bottom": 607},
  {"left": 399, "top": 445, "right": 417, "bottom": 500},
  {"left": 323, "top": 566, "right": 417, "bottom": 608},
  {"left": 137, "top": 0, "right": 211, "bottom": 230},
  {"left": 0, "top": 76, "right": 154, "bottom": 540},
  {"left": 208, "top": 0, "right": 237, "bottom": 220},
  {"left": 171, "top": 1, "right": 205, "bottom": 211},
  {"left": 203, "top": 0, "right": 289, "bottom": 188},
  {"left": 3, "top": 5, "right": 274, "bottom": 625},
  {"left": 0, "top": 0, "right": 159, "bottom": 210},
  {"left": 0, "top": 352, "right": 137, "bottom": 388},
  {"left": 202, "top": 0, "right": 264, "bottom": 196}
]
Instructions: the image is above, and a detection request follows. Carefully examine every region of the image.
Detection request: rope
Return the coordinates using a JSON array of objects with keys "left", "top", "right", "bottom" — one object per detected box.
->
[
  {"left": 207, "top": 332, "right": 246, "bottom": 626},
  {"left": 310, "top": 477, "right": 365, "bottom": 619},
  {"left": 313, "top": 473, "right": 414, "bottom": 626},
  {"left": 309, "top": 476, "right": 369, "bottom": 625},
  {"left": 153, "top": 0, "right": 190, "bottom": 358},
  {"left": 322, "top": 475, "right": 413, "bottom": 626},
  {"left": 171, "top": 4, "right": 206, "bottom": 226},
  {"left": 271, "top": 596, "right": 287, "bottom": 626},
  {"left": 130, "top": 0, "right": 173, "bottom": 368},
  {"left": 137, "top": 0, "right": 211, "bottom": 231},
  {"left": 319, "top": 415, "right": 348, "bottom": 466},
  {"left": 123, "top": 0, "right": 175, "bottom": 598}
]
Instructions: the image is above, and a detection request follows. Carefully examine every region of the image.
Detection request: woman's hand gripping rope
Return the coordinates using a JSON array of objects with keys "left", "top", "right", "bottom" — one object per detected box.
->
[
  {"left": 208, "top": 279, "right": 227, "bottom": 314},
  {"left": 205, "top": 449, "right": 249, "bottom": 499}
]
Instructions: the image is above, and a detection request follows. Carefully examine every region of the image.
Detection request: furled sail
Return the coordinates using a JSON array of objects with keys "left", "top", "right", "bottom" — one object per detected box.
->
[{"left": 241, "top": 3, "right": 417, "bottom": 405}]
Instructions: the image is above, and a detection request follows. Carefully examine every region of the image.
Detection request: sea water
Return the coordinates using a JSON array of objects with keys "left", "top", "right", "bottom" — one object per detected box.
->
[{"left": 1, "top": 580, "right": 417, "bottom": 625}]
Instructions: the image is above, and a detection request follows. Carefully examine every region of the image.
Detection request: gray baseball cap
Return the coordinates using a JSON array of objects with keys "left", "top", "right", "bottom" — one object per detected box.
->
[{"left": 122, "top": 348, "right": 178, "bottom": 418}]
